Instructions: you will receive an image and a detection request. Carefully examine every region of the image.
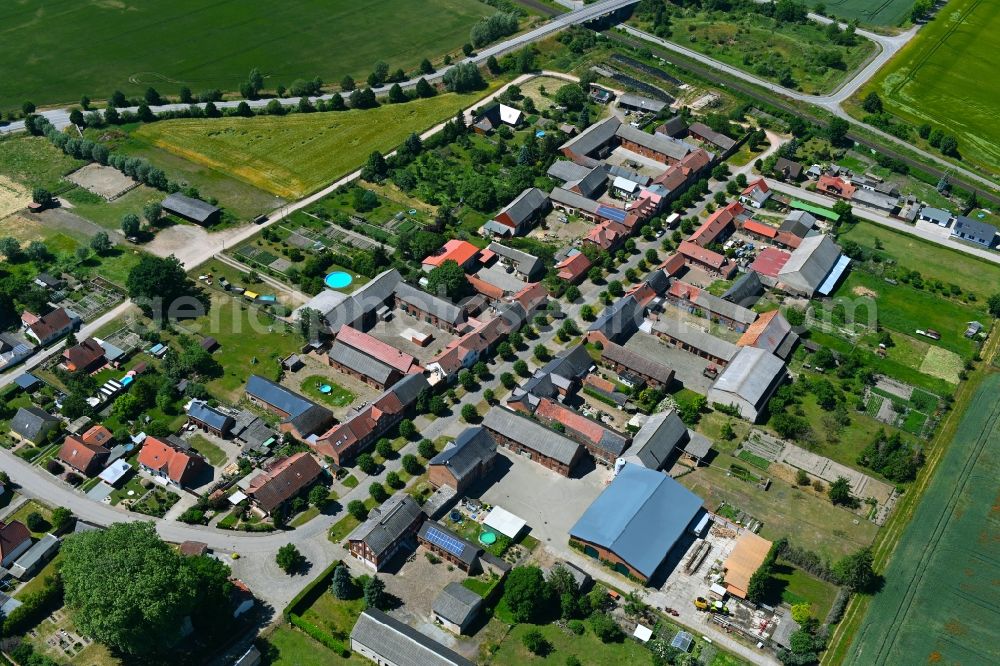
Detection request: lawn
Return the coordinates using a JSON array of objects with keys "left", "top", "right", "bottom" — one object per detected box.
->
[
  {"left": 838, "top": 220, "right": 1000, "bottom": 302},
  {"left": 187, "top": 434, "right": 228, "bottom": 467},
  {"left": 678, "top": 463, "right": 877, "bottom": 561},
  {"left": 854, "top": 0, "right": 1000, "bottom": 175},
  {"left": 832, "top": 271, "right": 984, "bottom": 359},
  {"left": 261, "top": 625, "right": 367, "bottom": 666},
  {"left": 769, "top": 562, "right": 839, "bottom": 620},
  {"left": 818, "top": 0, "right": 916, "bottom": 25},
  {"left": 0, "top": 135, "right": 86, "bottom": 192},
  {"left": 299, "top": 375, "right": 356, "bottom": 408},
  {"left": 845, "top": 373, "right": 1000, "bottom": 665},
  {"left": 636, "top": 10, "right": 876, "bottom": 95},
  {"left": 492, "top": 621, "right": 655, "bottom": 666},
  {"left": 298, "top": 592, "right": 366, "bottom": 641},
  {"left": 59, "top": 185, "right": 164, "bottom": 233},
  {"left": 9, "top": 500, "right": 53, "bottom": 538},
  {"left": 0, "top": 0, "right": 490, "bottom": 111},
  {"left": 130, "top": 85, "right": 503, "bottom": 199}
]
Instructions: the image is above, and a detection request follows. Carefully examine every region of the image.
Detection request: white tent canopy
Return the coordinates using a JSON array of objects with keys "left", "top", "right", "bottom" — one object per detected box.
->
[{"left": 483, "top": 506, "right": 526, "bottom": 539}]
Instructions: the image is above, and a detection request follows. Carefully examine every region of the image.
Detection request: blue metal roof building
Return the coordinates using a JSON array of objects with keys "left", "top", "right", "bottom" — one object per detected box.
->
[{"left": 570, "top": 463, "right": 704, "bottom": 581}]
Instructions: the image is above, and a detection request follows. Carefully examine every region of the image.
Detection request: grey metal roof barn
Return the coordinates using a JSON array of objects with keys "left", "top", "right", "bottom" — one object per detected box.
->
[
  {"left": 652, "top": 319, "right": 740, "bottom": 363},
  {"left": 777, "top": 234, "right": 844, "bottom": 296},
  {"left": 570, "top": 463, "right": 704, "bottom": 579},
  {"left": 161, "top": 193, "right": 221, "bottom": 225},
  {"left": 245, "top": 375, "right": 333, "bottom": 436},
  {"left": 707, "top": 347, "right": 787, "bottom": 422},
  {"left": 396, "top": 282, "right": 464, "bottom": 326},
  {"left": 624, "top": 410, "right": 688, "bottom": 470},
  {"left": 482, "top": 406, "right": 582, "bottom": 466},
  {"left": 328, "top": 341, "right": 395, "bottom": 386},
  {"left": 547, "top": 160, "right": 592, "bottom": 183},
  {"left": 618, "top": 93, "right": 668, "bottom": 114},
  {"left": 350, "top": 608, "right": 475, "bottom": 666}
]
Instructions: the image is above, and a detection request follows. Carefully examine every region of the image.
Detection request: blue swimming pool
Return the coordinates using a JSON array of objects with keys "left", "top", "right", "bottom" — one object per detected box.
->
[{"left": 324, "top": 272, "right": 353, "bottom": 289}]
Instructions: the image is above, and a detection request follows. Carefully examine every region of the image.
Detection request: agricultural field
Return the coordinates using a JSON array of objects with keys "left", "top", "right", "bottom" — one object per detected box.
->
[
  {"left": 633, "top": 9, "right": 876, "bottom": 94},
  {"left": 131, "top": 87, "right": 501, "bottom": 199},
  {"left": 0, "top": 0, "right": 490, "bottom": 111},
  {"left": 855, "top": 0, "right": 1000, "bottom": 175},
  {"left": 845, "top": 373, "right": 1000, "bottom": 665},
  {"left": 0, "top": 135, "right": 86, "bottom": 193},
  {"left": 820, "top": 0, "right": 917, "bottom": 26},
  {"left": 838, "top": 220, "right": 1000, "bottom": 302}
]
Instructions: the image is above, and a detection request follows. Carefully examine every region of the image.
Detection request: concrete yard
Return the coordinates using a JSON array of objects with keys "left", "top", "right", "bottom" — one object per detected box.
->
[
  {"left": 625, "top": 329, "right": 716, "bottom": 393},
  {"left": 368, "top": 309, "right": 459, "bottom": 365}
]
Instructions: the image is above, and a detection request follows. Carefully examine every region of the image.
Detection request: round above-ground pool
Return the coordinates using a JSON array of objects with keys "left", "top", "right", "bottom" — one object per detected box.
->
[
  {"left": 319, "top": 384, "right": 332, "bottom": 394},
  {"left": 479, "top": 530, "right": 497, "bottom": 546},
  {"left": 324, "top": 271, "right": 353, "bottom": 289}
]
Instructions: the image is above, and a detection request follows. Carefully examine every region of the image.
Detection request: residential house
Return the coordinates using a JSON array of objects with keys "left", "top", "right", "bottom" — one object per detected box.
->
[
  {"left": 432, "top": 582, "right": 484, "bottom": 635},
  {"left": 314, "top": 373, "right": 429, "bottom": 465},
  {"left": 600, "top": 341, "right": 675, "bottom": 389},
  {"left": 776, "top": 211, "right": 818, "bottom": 249},
  {"left": 586, "top": 295, "right": 645, "bottom": 346},
  {"left": 0, "top": 333, "right": 34, "bottom": 372},
  {"left": 246, "top": 452, "right": 323, "bottom": 516},
  {"left": 9, "top": 407, "right": 59, "bottom": 444},
  {"left": 483, "top": 243, "right": 543, "bottom": 282},
  {"left": 707, "top": 347, "right": 787, "bottom": 422},
  {"left": 426, "top": 316, "right": 507, "bottom": 382},
  {"left": 482, "top": 406, "right": 584, "bottom": 476},
  {"left": 816, "top": 174, "right": 856, "bottom": 199},
  {"left": 738, "top": 179, "right": 771, "bottom": 208},
  {"left": 677, "top": 241, "right": 737, "bottom": 279},
  {"left": 161, "top": 193, "right": 221, "bottom": 225},
  {"left": 186, "top": 399, "right": 235, "bottom": 437},
  {"left": 62, "top": 338, "right": 106, "bottom": 373},
  {"left": 507, "top": 344, "right": 594, "bottom": 412},
  {"left": 918, "top": 207, "right": 951, "bottom": 227},
  {"left": 347, "top": 494, "right": 425, "bottom": 570},
  {"left": 773, "top": 158, "right": 803, "bottom": 181},
  {"left": 951, "top": 216, "right": 997, "bottom": 247},
  {"left": 33, "top": 273, "right": 65, "bottom": 291},
  {"left": 58, "top": 430, "right": 111, "bottom": 476},
  {"left": 428, "top": 427, "right": 498, "bottom": 493},
  {"left": 417, "top": 521, "right": 510, "bottom": 577},
  {"left": 136, "top": 436, "right": 207, "bottom": 488},
  {"left": 245, "top": 375, "right": 335, "bottom": 441},
  {"left": 22, "top": 307, "right": 78, "bottom": 346},
  {"left": 328, "top": 325, "right": 423, "bottom": 390},
  {"left": 618, "top": 93, "right": 668, "bottom": 114},
  {"left": 555, "top": 251, "right": 592, "bottom": 284},
  {"left": 569, "top": 463, "right": 705, "bottom": 583},
  {"left": 350, "top": 608, "right": 476, "bottom": 666},
  {"left": 0, "top": 521, "right": 32, "bottom": 568},
  {"left": 472, "top": 103, "right": 523, "bottom": 134},
  {"left": 689, "top": 202, "right": 746, "bottom": 247},
  {"left": 583, "top": 220, "right": 629, "bottom": 252}
]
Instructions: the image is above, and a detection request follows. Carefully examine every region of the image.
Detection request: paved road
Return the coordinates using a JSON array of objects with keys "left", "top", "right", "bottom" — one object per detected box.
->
[
  {"left": 0, "top": 0, "right": 638, "bottom": 136},
  {"left": 622, "top": 25, "right": 999, "bottom": 194},
  {"left": 762, "top": 177, "right": 1000, "bottom": 265}
]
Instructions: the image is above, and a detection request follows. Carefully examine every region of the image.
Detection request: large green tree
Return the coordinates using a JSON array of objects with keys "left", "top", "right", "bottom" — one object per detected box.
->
[
  {"left": 502, "top": 566, "right": 550, "bottom": 623},
  {"left": 426, "top": 260, "right": 471, "bottom": 301},
  {"left": 126, "top": 254, "right": 199, "bottom": 320},
  {"left": 61, "top": 522, "right": 211, "bottom": 655}
]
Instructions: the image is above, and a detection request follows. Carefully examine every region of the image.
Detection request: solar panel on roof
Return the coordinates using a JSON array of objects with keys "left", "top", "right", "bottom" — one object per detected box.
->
[{"left": 424, "top": 526, "right": 465, "bottom": 557}]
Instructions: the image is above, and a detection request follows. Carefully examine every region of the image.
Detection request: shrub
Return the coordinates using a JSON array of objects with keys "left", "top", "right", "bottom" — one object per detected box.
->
[
  {"left": 522, "top": 628, "right": 551, "bottom": 656},
  {"left": 288, "top": 614, "right": 349, "bottom": 656},
  {"left": 3, "top": 575, "right": 63, "bottom": 636},
  {"left": 589, "top": 612, "right": 624, "bottom": 643},
  {"left": 25, "top": 511, "right": 46, "bottom": 532},
  {"left": 568, "top": 619, "right": 585, "bottom": 635},
  {"left": 45, "top": 459, "right": 64, "bottom": 475}
]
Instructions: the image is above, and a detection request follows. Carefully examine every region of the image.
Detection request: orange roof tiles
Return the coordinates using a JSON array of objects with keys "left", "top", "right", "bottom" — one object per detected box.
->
[
  {"left": 421, "top": 240, "right": 480, "bottom": 268},
  {"left": 742, "top": 220, "right": 778, "bottom": 239}
]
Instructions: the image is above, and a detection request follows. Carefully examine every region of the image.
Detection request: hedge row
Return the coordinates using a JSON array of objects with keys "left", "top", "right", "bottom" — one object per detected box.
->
[
  {"left": 288, "top": 613, "right": 349, "bottom": 656},
  {"left": 283, "top": 560, "right": 342, "bottom": 618},
  {"left": 3, "top": 575, "right": 63, "bottom": 636}
]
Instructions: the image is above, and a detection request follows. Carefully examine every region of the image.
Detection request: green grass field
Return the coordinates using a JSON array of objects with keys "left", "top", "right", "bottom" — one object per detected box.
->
[
  {"left": 0, "top": 135, "right": 86, "bottom": 192},
  {"left": 839, "top": 220, "right": 1000, "bottom": 302},
  {"left": 857, "top": 0, "right": 1000, "bottom": 173},
  {"left": 820, "top": 0, "right": 916, "bottom": 25},
  {"left": 845, "top": 373, "right": 1000, "bottom": 665},
  {"left": 263, "top": 625, "right": 366, "bottom": 665},
  {"left": 0, "top": 0, "right": 489, "bottom": 110},
  {"left": 646, "top": 12, "right": 876, "bottom": 94},
  {"left": 131, "top": 87, "right": 500, "bottom": 199},
  {"left": 770, "top": 562, "right": 840, "bottom": 620}
]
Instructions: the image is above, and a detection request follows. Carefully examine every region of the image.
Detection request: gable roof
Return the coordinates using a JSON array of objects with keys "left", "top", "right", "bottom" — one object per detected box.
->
[
  {"left": 10, "top": 407, "right": 59, "bottom": 442},
  {"left": 351, "top": 609, "right": 475, "bottom": 666},
  {"left": 722, "top": 271, "right": 764, "bottom": 305},
  {"left": 245, "top": 375, "right": 333, "bottom": 436},
  {"left": 186, "top": 399, "right": 234, "bottom": 432},
  {"left": 738, "top": 310, "right": 791, "bottom": 354},
  {"left": 566, "top": 167, "right": 608, "bottom": 198},
  {"left": 777, "top": 234, "right": 843, "bottom": 294},
  {"left": 743, "top": 220, "right": 777, "bottom": 239},
  {"left": 26, "top": 307, "right": 73, "bottom": 341},
  {"left": 555, "top": 252, "right": 592, "bottom": 281},
  {"left": 348, "top": 493, "right": 424, "bottom": 557},
  {"left": 482, "top": 407, "right": 582, "bottom": 466},
  {"left": 395, "top": 282, "right": 465, "bottom": 325},
  {"left": 587, "top": 295, "right": 644, "bottom": 342},
  {"left": 601, "top": 342, "right": 674, "bottom": 385},
  {"left": 547, "top": 160, "right": 593, "bottom": 183},
  {"left": 333, "top": 324, "right": 420, "bottom": 372},
  {"left": 559, "top": 116, "right": 620, "bottom": 159},
  {"left": 627, "top": 410, "right": 687, "bottom": 470},
  {"left": 495, "top": 187, "right": 549, "bottom": 226},
  {"left": 432, "top": 582, "right": 483, "bottom": 625},
  {"left": 63, "top": 337, "right": 105, "bottom": 370},
  {"left": 429, "top": 427, "right": 497, "bottom": 485},
  {"left": 570, "top": 464, "right": 703, "bottom": 577},
  {"left": 710, "top": 347, "right": 786, "bottom": 409},
  {"left": 485, "top": 243, "right": 543, "bottom": 278},
  {"left": 549, "top": 186, "right": 601, "bottom": 215},
  {"left": 247, "top": 452, "right": 323, "bottom": 512},
  {"left": 774, "top": 157, "right": 802, "bottom": 178},
  {"left": 688, "top": 122, "right": 736, "bottom": 151},
  {"left": 58, "top": 434, "right": 110, "bottom": 473},
  {"left": 652, "top": 319, "right": 739, "bottom": 362},
  {"left": 678, "top": 241, "right": 729, "bottom": 271},
  {"left": 952, "top": 216, "right": 997, "bottom": 243},
  {"left": 689, "top": 202, "right": 744, "bottom": 246},
  {"left": 136, "top": 436, "right": 204, "bottom": 485},
  {"left": 0, "top": 521, "right": 31, "bottom": 560},
  {"left": 418, "top": 522, "right": 481, "bottom": 567},
  {"left": 534, "top": 398, "right": 629, "bottom": 457},
  {"left": 422, "top": 240, "right": 480, "bottom": 269},
  {"left": 161, "top": 193, "right": 220, "bottom": 223},
  {"left": 615, "top": 124, "right": 691, "bottom": 161}
]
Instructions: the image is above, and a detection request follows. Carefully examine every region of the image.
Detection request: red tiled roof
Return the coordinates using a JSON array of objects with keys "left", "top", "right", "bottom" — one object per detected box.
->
[
  {"left": 534, "top": 398, "right": 616, "bottom": 448},
  {"left": 817, "top": 175, "right": 856, "bottom": 199},
  {"left": 335, "top": 325, "right": 421, "bottom": 374},
  {"left": 514, "top": 282, "right": 548, "bottom": 312},
  {"left": 678, "top": 241, "right": 728, "bottom": 270},
  {"left": 660, "top": 253, "right": 686, "bottom": 276},
  {"left": 421, "top": 240, "right": 480, "bottom": 268},
  {"left": 738, "top": 310, "right": 783, "bottom": 347},
  {"left": 58, "top": 435, "right": 110, "bottom": 474},
  {"left": 247, "top": 452, "right": 323, "bottom": 513},
  {"left": 63, "top": 337, "right": 105, "bottom": 371},
  {"left": 81, "top": 425, "right": 113, "bottom": 447},
  {"left": 741, "top": 178, "right": 769, "bottom": 196},
  {"left": 689, "top": 202, "right": 743, "bottom": 247},
  {"left": 626, "top": 283, "right": 658, "bottom": 308},
  {"left": 749, "top": 247, "right": 791, "bottom": 278},
  {"left": 137, "top": 437, "right": 204, "bottom": 486},
  {"left": 467, "top": 275, "right": 507, "bottom": 300},
  {"left": 556, "top": 253, "right": 592, "bottom": 281},
  {"left": 585, "top": 221, "right": 627, "bottom": 250},
  {"left": 0, "top": 521, "right": 32, "bottom": 560},
  {"left": 742, "top": 220, "right": 777, "bottom": 239},
  {"left": 26, "top": 307, "right": 72, "bottom": 342}
]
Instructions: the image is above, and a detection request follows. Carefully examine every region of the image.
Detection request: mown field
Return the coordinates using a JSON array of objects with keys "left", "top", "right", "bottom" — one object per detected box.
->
[
  {"left": 821, "top": 0, "right": 916, "bottom": 25},
  {"left": 845, "top": 373, "right": 1000, "bottom": 665},
  {"left": 0, "top": 0, "right": 488, "bottom": 111},
  {"left": 131, "top": 88, "right": 500, "bottom": 199},
  {"left": 856, "top": 0, "right": 1000, "bottom": 174}
]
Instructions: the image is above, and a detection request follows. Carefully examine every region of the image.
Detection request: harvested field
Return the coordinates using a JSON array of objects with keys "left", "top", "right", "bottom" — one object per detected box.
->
[
  {"left": 919, "top": 346, "right": 963, "bottom": 384},
  {"left": 846, "top": 373, "right": 1000, "bottom": 665},
  {"left": 0, "top": 174, "right": 30, "bottom": 220}
]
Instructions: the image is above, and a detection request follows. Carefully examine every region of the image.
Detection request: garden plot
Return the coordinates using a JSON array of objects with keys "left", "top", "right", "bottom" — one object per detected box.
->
[
  {"left": 52, "top": 278, "right": 125, "bottom": 320},
  {"left": 779, "top": 444, "right": 895, "bottom": 507},
  {"left": 66, "top": 163, "right": 138, "bottom": 201}
]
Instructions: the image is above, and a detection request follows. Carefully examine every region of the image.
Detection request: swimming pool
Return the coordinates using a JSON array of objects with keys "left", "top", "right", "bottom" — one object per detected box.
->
[{"left": 324, "top": 271, "right": 353, "bottom": 289}]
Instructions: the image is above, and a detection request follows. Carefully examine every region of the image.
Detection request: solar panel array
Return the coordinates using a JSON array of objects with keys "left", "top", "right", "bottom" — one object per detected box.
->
[{"left": 424, "top": 526, "right": 465, "bottom": 557}]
